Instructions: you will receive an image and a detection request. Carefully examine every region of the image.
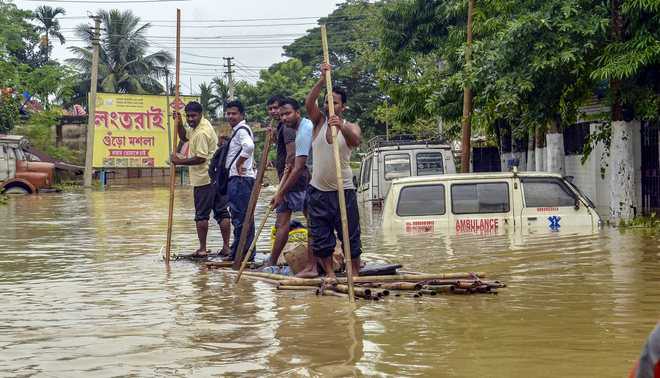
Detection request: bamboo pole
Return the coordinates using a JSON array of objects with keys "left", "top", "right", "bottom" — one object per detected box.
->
[
  {"left": 239, "top": 270, "right": 291, "bottom": 281},
  {"left": 277, "top": 273, "right": 487, "bottom": 287},
  {"left": 232, "top": 129, "right": 273, "bottom": 270},
  {"left": 204, "top": 261, "right": 234, "bottom": 269},
  {"left": 277, "top": 285, "right": 317, "bottom": 291},
  {"left": 334, "top": 284, "right": 371, "bottom": 299},
  {"left": 164, "top": 9, "right": 181, "bottom": 263},
  {"left": 320, "top": 24, "right": 355, "bottom": 303},
  {"left": 316, "top": 289, "right": 348, "bottom": 298},
  {"left": 235, "top": 205, "right": 273, "bottom": 283}
]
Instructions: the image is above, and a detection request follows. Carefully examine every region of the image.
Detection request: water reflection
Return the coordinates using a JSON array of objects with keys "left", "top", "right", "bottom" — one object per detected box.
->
[{"left": 0, "top": 187, "right": 658, "bottom": 377}]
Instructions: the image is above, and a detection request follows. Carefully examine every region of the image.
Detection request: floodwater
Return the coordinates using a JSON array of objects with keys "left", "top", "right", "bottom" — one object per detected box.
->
[{"left": 1, "top": 187, "right": 659, "bottom": 377}]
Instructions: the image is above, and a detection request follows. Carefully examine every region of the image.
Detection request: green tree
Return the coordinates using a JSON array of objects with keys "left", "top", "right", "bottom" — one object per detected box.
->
[
  {"left": 32, "top": 5, "right": 66, "bottom": 61},
  {"left": 0, "top": 92, "right": 20, "bottom": 134},
  {"left": 232, "top": 59, "right": 315, "bottom": 122},
  {"left": 0, "top": 0, "right": 43, "bottom": 67},
  {"left": 198, "top": 81, "right": 219, "bottom": 120},
  {"left": 590, "top": 0, "right": 660, "bottom": 221},
  {"left": 283, "top": 0, "right": 384, "bottom": 137},
  {"left": 211, "top": 76, "right": 231, "bottom": 114},
  {"left": 67, "top": 9, "right": 173, "bottom": 102},
  {"left": 377, "top": 0, "right": 608, "bottom": 146}
]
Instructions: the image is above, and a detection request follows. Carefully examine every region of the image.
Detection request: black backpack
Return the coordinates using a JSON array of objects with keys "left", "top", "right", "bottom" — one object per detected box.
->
[{"left": 208, "top": 126, "right": 251, "bottom": 195}]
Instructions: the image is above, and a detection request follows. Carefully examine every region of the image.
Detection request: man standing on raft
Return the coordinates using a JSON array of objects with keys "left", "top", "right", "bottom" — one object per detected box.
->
[{"left": 300, "top": 63, "right": 362, "bottom": 279}]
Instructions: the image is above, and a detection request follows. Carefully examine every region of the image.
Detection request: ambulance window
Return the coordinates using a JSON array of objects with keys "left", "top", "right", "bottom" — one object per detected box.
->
[
  {"left": 522, "top": 178, "right": 576, "bottom": 207},
  {"left": 361, "top": 156, "right": 372, "bottom": 188},
  {"left": 397, "top": 184, "right": 445, "bottom": 216},
  {"left": 416, "top": 152, "right": 444, "bottom": 176},
  {"left": 451, "top": 182, "right": 510, "bottom": 214},
  {"left": 384, "top": 153, "right": 411, "bottom": 181}
]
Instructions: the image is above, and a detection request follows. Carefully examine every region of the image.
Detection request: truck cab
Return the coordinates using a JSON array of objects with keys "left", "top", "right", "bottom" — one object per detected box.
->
[
  {"left": 357, "top": 136, "right": 456, "bottom": 206},
  {"left": 0, "top": 135, "right": 55, "bottom": 194}
]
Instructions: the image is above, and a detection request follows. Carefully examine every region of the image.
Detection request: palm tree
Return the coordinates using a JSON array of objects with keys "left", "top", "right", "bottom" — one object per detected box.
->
[
  {"left": 66, "top": 9, "right": 173, "bottom": 97},
  {"left": 211, "top": 76, "right": 231, "bottom": 113},
  {"left": 33, "top": 5, "right": 66, "bottom": 61},
  {"left": 198, "top": 81, "right": 219, "bottom": 120}
]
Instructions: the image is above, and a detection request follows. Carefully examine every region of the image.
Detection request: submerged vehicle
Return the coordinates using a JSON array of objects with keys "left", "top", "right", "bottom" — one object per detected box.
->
[
  {"left": 356, "top": 136, "right": 456, "bottom": 205},
  {"left": 382, "top": 171, "right": 601, "bottom": 235},
  {"left": 0, "top": 135, "right": 55, "bottom": 194}
]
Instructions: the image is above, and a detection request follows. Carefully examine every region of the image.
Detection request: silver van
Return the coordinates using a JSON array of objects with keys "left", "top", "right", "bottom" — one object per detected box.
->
[{"left": 357, "top": 136, "right": 456, "bottom": 205}]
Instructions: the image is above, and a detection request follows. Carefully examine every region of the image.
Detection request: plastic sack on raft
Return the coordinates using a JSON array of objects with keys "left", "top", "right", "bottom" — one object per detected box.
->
[{"left": 270, "top": 220, "right": 308, "bottom": 247}]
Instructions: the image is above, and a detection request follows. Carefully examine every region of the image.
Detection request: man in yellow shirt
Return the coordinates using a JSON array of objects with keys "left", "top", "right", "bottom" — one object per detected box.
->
[{"left": 171, "top": 101, "right": 230, "bottom": 257}]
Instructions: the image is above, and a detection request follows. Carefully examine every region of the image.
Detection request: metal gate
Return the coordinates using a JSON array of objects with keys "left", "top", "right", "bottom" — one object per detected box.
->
[
  {"left": 641, "top": 122, "right": 660, "bottom": 215},
  {"left": 473, "top": 146, "right": 501, "bottom": 172}
]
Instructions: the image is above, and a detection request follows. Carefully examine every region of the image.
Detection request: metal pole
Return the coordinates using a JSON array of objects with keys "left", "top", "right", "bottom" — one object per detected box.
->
[{"left": 83, "top": 16, "right": 101, "bottom": 187}]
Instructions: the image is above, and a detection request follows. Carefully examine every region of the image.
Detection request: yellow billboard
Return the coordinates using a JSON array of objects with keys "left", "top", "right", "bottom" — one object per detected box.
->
[{"left": 92, "top": 93, "right": 199, "bottom": 168}]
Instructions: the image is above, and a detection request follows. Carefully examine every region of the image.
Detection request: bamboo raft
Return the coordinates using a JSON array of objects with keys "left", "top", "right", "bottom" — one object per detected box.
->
[{"left": 202, "top": 262, "right": 506, "bottom": 300}]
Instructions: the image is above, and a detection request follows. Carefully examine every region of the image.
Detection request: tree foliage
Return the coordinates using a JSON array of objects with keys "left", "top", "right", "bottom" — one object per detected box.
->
[
  {"left": 67, "top": 9, "right": 173, "bottom": 101},
  {"left": 32, "top": 5, "right": 66, "bottom": 61},
  {"left": 283, "top": 0, "right": 384, "bottom": 137},
  {"left": 232, "top": 58, "right": 315, "bottom": 122}
]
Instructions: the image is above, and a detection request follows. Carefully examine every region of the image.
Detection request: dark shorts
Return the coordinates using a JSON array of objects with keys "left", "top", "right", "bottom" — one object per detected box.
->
[
  {"left": 193, "top": 183, "right": 230, "bottom": 222},
  {"left": 276, "top": 190, "right": 307, "bottom": 214},
  {"left": 307, "top": 186, "right": 361, "bottom": 259}
]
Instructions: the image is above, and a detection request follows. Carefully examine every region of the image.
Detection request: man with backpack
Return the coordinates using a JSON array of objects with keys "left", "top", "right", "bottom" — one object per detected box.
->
[
  {"left": 223, "top": 100, "right": 256, "bottom": 262},
  {"left": 171, "top": 101, "right": 230, "bottom": 258}
]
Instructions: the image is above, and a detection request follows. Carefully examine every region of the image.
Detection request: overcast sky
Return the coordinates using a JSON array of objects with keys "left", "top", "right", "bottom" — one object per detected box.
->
[{"left": 14, "top": 0, "right": 343, "bottom": 94}]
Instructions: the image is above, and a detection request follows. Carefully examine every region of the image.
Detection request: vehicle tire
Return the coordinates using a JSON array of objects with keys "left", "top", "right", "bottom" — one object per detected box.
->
[{"left": 3, "top": 185, "right": 30, "bottom": 195}]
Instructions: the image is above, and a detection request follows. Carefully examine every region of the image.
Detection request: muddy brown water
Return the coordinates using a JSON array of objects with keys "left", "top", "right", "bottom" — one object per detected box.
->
[{"left": 1, "top": 187, "right": 659, "bottom": 377}]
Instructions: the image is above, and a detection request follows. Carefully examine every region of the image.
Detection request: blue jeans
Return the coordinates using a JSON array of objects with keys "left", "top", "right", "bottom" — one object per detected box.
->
[{"left": 228, "top": 176, "right": 255, "bottom": 261}]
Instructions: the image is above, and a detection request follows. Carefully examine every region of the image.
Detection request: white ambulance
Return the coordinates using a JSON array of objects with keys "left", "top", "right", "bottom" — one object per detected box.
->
[{"left": 382, "top": 171, "right": 601, "bottom": 235}]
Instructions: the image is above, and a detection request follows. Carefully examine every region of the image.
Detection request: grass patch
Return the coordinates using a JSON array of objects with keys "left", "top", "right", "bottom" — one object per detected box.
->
[
  {"left": 53, "top": 181, "right": 82, "bottom": 192},
  {"left": 619, "top": 213, "right": 660, "bottom": 229}
]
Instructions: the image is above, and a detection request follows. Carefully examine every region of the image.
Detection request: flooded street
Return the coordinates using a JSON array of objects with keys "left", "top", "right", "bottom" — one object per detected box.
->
[{"left": 1, "top": 187, "right": 659, "bottom": 377}]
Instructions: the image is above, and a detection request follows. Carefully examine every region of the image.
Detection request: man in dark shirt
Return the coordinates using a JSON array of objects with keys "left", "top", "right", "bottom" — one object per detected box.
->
[{"left": 269, "top": 97, "right": 313, "bottom": 266}]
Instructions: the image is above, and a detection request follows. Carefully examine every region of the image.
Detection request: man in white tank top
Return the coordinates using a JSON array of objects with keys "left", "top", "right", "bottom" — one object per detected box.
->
[{"left": 296, "top": 63, "right": 362, "bottom": 280}]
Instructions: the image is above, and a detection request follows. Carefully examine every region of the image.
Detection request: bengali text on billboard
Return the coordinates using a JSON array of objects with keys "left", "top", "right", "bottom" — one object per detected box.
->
[{"left": 91, "top": 93, "right": 199, "bottom": 168}]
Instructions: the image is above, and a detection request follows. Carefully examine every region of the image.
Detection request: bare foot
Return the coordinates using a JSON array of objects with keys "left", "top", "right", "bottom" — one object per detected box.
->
[
  {"left": 322, "top": 275, "right": 337, "bottom": 286},
  {"left": 295, "top": 265, "right": 319, "bottom": 278},
  {"left": 191, "top": 249, "right": 209, "bottom": 258}
]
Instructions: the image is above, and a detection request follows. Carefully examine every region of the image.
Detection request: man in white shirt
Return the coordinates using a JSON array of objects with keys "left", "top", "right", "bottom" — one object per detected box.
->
[{"left": 224, "top": 100, "right": 256, "bottom": 262}]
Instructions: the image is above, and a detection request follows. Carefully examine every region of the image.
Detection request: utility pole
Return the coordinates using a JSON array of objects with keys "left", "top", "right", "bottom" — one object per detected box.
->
[
  {"left": 223, "top": 56, "right": 235, "bottom": 100},
  {"left": 84, "top": 16, "right": 101, "bottom": 187},
  {"left": 460, "top": 0, "right": 475, "bottom": 173}
]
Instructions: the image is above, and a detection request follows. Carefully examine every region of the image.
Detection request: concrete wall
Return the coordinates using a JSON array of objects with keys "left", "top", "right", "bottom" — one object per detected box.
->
[{"left": 563, "top": 123, "right": 642, "bottom": 219}]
